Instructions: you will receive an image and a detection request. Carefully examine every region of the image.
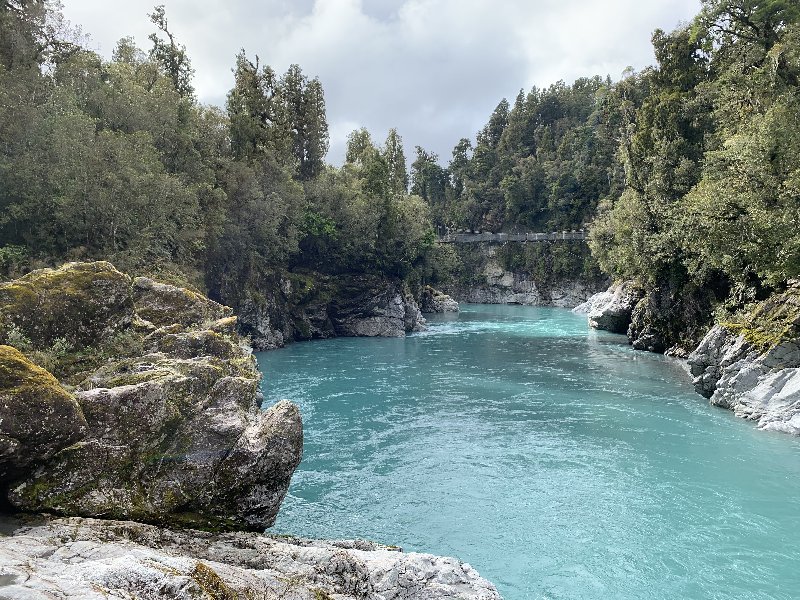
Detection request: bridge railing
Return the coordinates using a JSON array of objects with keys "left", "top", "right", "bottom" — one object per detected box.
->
[{"left": 437, "top": 230, "right": 588, "bottom": 244}]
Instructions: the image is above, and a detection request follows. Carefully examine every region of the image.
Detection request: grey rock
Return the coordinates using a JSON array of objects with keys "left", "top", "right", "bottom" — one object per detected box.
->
[
  {"left": 0, "top": 345, "right": 88, "bottom": 483},
  {"left": 419, "top": 287, "right": 459, "bottom": 313},
  {"left": 0, "top": 517, "right": 502, "bottom": 600},
  {"left": 330, "top": 276, "right": 426, "bottom": 338},
  {"left": 0, "top": 262, "right": 303, "bottom": 531},
  {"left": 446, "top": 257, "right": 605, "bottom": 308},
  {"left": 572, "top": 289, "right": 613, "bottom": 314},
  {"left": 688, "top": 324, "right": 800, "bottom": 435},
  {"left": 133, "top": 277, "right": 232, "bottom": 328},
  {"left": 587, "top": 281, "right": 643, "bottom": 334},
  {"left": 235, "top": 272, "right": 426, "bottom": 350}
]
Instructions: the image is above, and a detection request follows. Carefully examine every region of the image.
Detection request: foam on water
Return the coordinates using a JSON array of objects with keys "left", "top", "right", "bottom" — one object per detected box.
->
[{"left": 257, "top": 304, "right": 800, "bottom": 600}]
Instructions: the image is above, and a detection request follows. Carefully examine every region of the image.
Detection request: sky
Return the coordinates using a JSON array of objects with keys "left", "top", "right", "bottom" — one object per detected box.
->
[{"left": 60, "top": 0, "right": 702, "bottom": 166}]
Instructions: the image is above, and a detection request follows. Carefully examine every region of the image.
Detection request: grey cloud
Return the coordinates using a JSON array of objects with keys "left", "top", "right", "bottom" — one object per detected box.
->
[{"left": 61, "top": 0, "right": 701, "bottom": 165}]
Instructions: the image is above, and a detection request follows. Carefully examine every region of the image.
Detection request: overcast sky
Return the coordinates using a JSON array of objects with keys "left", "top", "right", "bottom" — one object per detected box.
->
[{"left": 60, "top": 0, "right": 701, "bottom": 166}]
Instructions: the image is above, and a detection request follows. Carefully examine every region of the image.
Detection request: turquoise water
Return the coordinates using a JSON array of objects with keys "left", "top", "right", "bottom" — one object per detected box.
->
[{"left": 256, "top": 305, "right": 800, "bottom": 600}]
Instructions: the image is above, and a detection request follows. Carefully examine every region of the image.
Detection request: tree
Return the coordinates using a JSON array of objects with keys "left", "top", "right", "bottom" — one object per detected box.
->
[
  {"left": 382, "top": 128, "right": 408, "bottom": 196},
  {"left": 148, "top": 5, "right": 194, "bottom": 98},
  {"left": 279, "top": 64, "right": 328, "bottom": 180}
]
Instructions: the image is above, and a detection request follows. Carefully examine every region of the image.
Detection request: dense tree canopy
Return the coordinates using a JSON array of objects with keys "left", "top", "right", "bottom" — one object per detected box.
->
[{"left": 2, "top": 0, "right": 798, "bottom": 345}]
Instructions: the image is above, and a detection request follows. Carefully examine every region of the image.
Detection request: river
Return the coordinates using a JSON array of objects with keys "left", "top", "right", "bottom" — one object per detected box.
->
[{"left": 256, "top": 304, "right": 800, "bottom": 600}]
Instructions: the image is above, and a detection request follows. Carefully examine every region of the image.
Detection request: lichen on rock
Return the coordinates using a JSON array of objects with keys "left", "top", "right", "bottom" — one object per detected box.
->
[
  {"left": 0, "top": 261, "right": 133, "bottom": 349},
  {"left": 419, "top": 286, "right": 459, "bottom": 313}
]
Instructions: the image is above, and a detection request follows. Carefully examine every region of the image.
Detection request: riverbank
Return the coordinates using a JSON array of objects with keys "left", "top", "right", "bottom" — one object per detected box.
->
[{"left": 582, "top": 281, "right": 800, "bottom": 436}]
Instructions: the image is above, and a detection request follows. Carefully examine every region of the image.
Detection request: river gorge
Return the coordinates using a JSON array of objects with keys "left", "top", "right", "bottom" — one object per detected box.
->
[{"left": 259, "top": 304, "right": 800, "bottom": 600}]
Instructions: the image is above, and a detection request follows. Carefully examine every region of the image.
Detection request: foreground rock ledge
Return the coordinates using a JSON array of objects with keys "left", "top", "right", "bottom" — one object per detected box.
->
[{"left": 0, "top": 516, "right": 502, "bottom": 600}]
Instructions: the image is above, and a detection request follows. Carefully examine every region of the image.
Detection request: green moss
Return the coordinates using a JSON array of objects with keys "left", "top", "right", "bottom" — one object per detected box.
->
[
  {"left": 721, "top": 287, "right": 800, "bottom": 351},
  {"left": 313, "top": 589, "right": 335, "bottom": 600},
  {"left": 190, "top": 562, "right": 237, "bottom": 600}
]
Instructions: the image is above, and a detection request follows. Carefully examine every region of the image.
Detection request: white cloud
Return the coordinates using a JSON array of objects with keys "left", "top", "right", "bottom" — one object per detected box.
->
[{"left": 60, "top": 0, "right": 701, "bottom": 165}]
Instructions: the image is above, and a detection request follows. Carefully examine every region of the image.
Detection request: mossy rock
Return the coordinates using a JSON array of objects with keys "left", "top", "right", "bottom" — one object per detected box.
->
[
  {"left": 133, "top": 277, "right": 232, "bottom": 328},
  {"left": 0, "top": 262, "right": 134, "bottom": 349},
  {"left": 0, "top": 345, "right": 87, "bottom": 482},
  {"left": 722, "top": 286, "right": 800, "bottom": 351}
]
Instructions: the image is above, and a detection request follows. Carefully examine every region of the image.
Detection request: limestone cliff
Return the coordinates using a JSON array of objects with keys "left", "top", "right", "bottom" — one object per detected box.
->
[
  {"left": 443, "top": 245, "right": 606, "bottom": 308},
  {"left": 231, "top": 271, "right": 426, "bottom": 350},
  {"left": 688, "top": 286, "right": 800, "bottom": 435}
]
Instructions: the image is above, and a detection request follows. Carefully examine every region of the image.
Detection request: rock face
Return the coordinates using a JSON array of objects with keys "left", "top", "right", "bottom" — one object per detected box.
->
[
  {"left": 0, "top": 345, "right": 87, "bottom": 483},
  {"left": 235, "top": 271, "right": 426, "bottom": 350},
  {"left": 419, "top": 286, "right": 459, "bottom": 313},
  {"left": 688, "top": 287, "right": 800, "bottom": 435},
  {"left": 445, "top": 251, "right": 605, "bottom": 308},
  {"left": 0, "top": 262, "right": 303, "bottom": 530},
  {"left": 587, "top": 281, "right": 643, "bottom": 334},
  {"left": 0, "top": 517, "right": 502, "bottom": 600},
  {"left": 572, "top": 289, "right": 613, "bottom": 315}
]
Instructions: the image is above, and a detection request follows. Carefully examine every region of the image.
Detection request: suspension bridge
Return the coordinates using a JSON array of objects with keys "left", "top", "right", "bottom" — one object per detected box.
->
[{"left": 437, "top": 230, "right": 589, "bottom": 244}]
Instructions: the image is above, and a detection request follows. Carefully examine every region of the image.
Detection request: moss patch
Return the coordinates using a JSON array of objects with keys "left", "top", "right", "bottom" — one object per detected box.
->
[
  {"left": 721, "top": 286, "right": 800, "bottom": 351},
  {"left": 190, "top": 562, "right": 237, "bottom": 600}
]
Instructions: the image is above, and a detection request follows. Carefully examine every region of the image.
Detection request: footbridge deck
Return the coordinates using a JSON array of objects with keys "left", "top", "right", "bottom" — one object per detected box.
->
[{"left": 437, "top": 230, "right": 588, "bottom": 244}]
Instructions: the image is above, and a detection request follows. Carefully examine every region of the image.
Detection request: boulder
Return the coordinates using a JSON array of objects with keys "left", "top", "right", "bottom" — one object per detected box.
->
[
  {"left": 0, "top": 517, "right": 502, "bottom": 600},
  {"left": 0, "top": 345, "right": 87, "bottom": 483},
  {"left": 572, "top": 289, "right": 612, "bottom": 314},
  {"left": 419, "top": 286, "right": 459, "bottom": 313},
  {"left": 0, "top": 261, "right": 133, "bottom": 348},
  {"left": 587, "top": 281, "right": 643, "bottom": 334},
  {"left": 0, "top": 262, "right": 303, "bottom": 531},
  {"left": 133, "top": 277, "right": 232, "bottom": 328}
]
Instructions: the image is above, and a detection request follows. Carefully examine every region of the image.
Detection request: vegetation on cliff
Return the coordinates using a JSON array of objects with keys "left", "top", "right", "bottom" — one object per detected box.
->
[{"left": 2, "top": 1, "right": 799, "bottom": 350}]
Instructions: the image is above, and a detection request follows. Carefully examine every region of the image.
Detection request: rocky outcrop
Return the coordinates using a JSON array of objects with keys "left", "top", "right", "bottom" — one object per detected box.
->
[
  {"left": 572, "top": 289, "right": 612, "bottom": 314},
  {"left": 235, "top": 271, "right": 426, "bottom": 350},
  {"left": 0, "top": 345, "right": 87, "bottom": 483},
  {"left": 687, "top": 287, "right": 800, "bottom": 435},
  {"left": 419, "top": 286, "right": 459, "bottom": 313},
  {"left": 0, "top": 262, "right": 303, "bottom": 530},
  {"left": 441, "top": 244, "right": 607, "bottom": 309},
  {"left": 132, "top": 276, "right": 232, "bottom": 328},
  {"left": 587, "top": 281, "right": 643, "bottom": 334},
  {"left": 0, "top": 516, "right": 502, "bottom": 600},
  {"left": 0, "top": 261, "right": 133, "bottom": 348}
]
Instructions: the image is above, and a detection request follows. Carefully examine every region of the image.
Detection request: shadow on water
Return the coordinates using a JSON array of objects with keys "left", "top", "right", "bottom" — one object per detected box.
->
[{"left": 257, "top": 304, "right": 800, "bottom": 600}]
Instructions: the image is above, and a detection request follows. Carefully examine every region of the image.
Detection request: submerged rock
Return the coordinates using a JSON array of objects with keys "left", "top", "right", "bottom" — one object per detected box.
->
[
  {"left": 688, "top": 287, "right": 800, "bottom": 435},
  {"left": 0, "top": 262, "right": 303, "bottom": 530},
  {"left": 0, "top": 345, "right": 87, "bottom": 484},
  {"left": 0, "top": 517, "right": 502, "bottom": 600},
  {"left": 587, "top": 281, "right": 643, "bottom": 334},
  {"left": 419, "top": 286, "right": 459, "bottom": 313}
]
